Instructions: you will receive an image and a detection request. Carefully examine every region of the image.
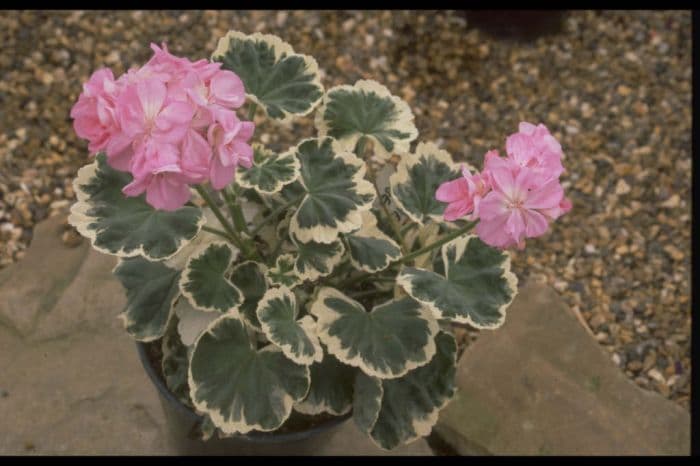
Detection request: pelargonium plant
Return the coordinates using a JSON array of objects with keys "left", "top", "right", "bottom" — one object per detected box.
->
[{"left": 68, "top": 30, "right": 570, "bottom": 450}]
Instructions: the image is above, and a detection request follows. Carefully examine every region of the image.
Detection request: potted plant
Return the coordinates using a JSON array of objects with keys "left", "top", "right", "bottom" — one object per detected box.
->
[{"left": 67, "top": 30, "right": 571, "bottom": 454}]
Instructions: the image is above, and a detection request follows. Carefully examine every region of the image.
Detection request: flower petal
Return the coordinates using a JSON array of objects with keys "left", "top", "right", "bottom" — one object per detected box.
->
[
  {"left": 524, "top": 178, "right": 564, "bottom": 210},
  {"left": 475, "top": 211, "right": 513, "bottom": 249},
  {"left": 476, "top": 191, "right": 509, "bottom": 221},
  {"left": 209, "top": 156, "right": 236, "bottom": 190},
  {"left": 523, "top": 209, "right": 549, "bottom": 238},
  {"left": 443, "top": 200, "right": 473, "bottom": 221},
  {"left": 210, "top": 70, "right": 246, "bottom": 108},
  {"left": 436, "top": 178, "right": 469, "bottom": 203},
  {"left": 136, "top": 79, "right": 167, "bottom": 122},
  {"left": 122, "top": 175, "right": 149, "bottom": 197},
  {"left": 505, "top": 209, "right": 526, "bottom": 244},
  {"left": 231, "top": 140, "right": 254, "bottom": 168},
  {"left": 146, "top": 175, "right": 191, "bottom": 211}
]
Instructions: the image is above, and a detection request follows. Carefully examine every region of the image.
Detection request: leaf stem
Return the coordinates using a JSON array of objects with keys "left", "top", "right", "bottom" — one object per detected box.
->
[
  {"left": 250, "top": 194, "right": 305, "bottom": 237},
  {"left": 400, "top": 222, "right": 416, "bottom": 235},
  {"left": 194, "top": 185, "right": 249, "bottom": 254},
  {"left": 267, "top": 235, "right": 286, "bottom": 265},
  {"left": 202, "top": 225, "right": 235, "bottom": 242},
  {"left": 337, "top": 221, "right": 476, "bottom": 289},
  {"left": 247, "top": 102, "right": 257, "bottom": 121},
  {"left": 354, "top": 137, "right": 406, "bottom": 252},
  {"left": 223, "top": 187, "right": 250, "bottom": 235},
  {"left": 397, "top": 221, "right": 477, "bottom": 266}
]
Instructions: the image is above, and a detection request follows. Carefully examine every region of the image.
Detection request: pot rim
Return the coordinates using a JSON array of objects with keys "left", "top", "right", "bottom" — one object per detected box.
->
[{"left": 135, "top": 341, "right": 352, "bottom": 444}]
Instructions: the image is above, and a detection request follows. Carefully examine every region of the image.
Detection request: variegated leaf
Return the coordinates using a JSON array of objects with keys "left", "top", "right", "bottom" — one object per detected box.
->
[
  {"left": 266, "top": 253, "right": 302, "bottom": 288},
  {"left": 289, "top": 138, "right": 375, "bottom": 244},
  {"left": 293, "top": 234, "right": 345, "bottom": 281},
  {"left": 113, "top": 256, "right": 180, "bottom": 342},
  {"left": 345, "top": 211, "right": 401, "bottom": 272},
  {"left": 212, "top": 31, "right": 324, "bottom": 123},
  {"left": 189, "top": 314, "right": 310, "bottom": 435},
  {"left": 310, "top": 288, "right": 439, "bottom": 379},
  {"left": 389, "top": 142, "right": 465, "bottom": 225},
  {"left": 68, "top": 154, "right": 204, "bottom": 260},
  {"left": 179, "top": 242, "right": 242, "bottom": 314},
  {"left": 237, "top": 144, "right": 301, "bottom": 195},
  {"left": 229, "top": 261, "right": 269, "bottom": 330},
  {"left": 256, "top": 287, "right": 323, "bottom": 365},
  {"left": 174, "top": 298, "right": 220, "bottom": 347},
  {"left": 397, "top": 235, "right": 518, "bottom": 329},
  {"left": 295, "top": 352, "right": 357, "bottom": 416},
  {"left": 315, "top": 80, "right": 418, "bottom": 162},
  {"left": 161, "top": 314, "right": 192, "bottom": 405},
  {"left": 353, "top": 371, "right": 383, "bottom": 433},
  {"left": 163, "top": 208, "right": 233, "bottom": 271},
  {"left": 357, "top": 332, "right": 458, "bottom": 450}
]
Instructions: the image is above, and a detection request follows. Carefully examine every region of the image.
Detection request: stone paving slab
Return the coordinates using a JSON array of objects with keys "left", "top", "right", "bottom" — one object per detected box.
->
[
  {"left": 0, "top": 215, "right": 430, "bottom": 455},
  {"left": 435, "top": 281, "right": 690, "bottom": 455}
]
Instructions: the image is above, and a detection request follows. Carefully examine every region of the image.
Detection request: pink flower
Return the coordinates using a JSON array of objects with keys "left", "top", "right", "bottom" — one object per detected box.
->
[
  {"left": 207, "top": 112, "right": 254, "bottom": 189},
  {"left": 122, "top": 142, "right": 192, "bottom": 211},
  {"left": 70, "top": 68, "right": 120, "bottom": 154},
  {"left": 476, "top": 160, "right": 565, "bottom": 250},
  {"left": 541, "top": 196, "right": 572, "bottom": 221},
  {"left": 117, "top": 78, "right": 195, "bottom": 146},
  {"left": 180, "top": 69, "right": 245, "bottom": 128},
  {"left": 209, "top": 70, "right": 246, "bottom": 109},
  {"left": 435, "top": 162, "right": 491, "bottom": 222},
  {"left": 71, "top": 43, "right": 255, "bottom": 211},
  {"left": 145, "top": 43, "right": 198, "bottom": 82},
  {"left": 179, "top": 128, "right": 212, "bottom": 184},
  {"left": 486, "top": 122, "right": 564, "bottom": 187}
]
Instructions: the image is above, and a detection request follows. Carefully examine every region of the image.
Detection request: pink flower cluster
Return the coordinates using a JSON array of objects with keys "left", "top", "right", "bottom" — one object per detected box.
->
[
  {"left": 70, "top": 43, "right": 254, "bottom": 211},
  {"left": 436, "top": 122, "right": 572, "bottom": 250}
]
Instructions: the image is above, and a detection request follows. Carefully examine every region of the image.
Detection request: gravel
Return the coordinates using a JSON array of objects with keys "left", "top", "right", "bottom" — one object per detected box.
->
[{"left": 0, "top": 10, "right": 690, "bottom": 409}]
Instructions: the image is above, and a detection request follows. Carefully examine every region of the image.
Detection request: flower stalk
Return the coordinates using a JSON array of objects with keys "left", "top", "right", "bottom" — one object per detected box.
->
[
  {"left": 194, "top": 185, "right": 257, "bottom": 258},
  {"left": 355, "top": 137, "right": 406, "bottom": 252},
  {"left": 250, "top": 193, "right": 305, "bottom": 237},
  {"left": 396, "top": 220, "right": 477, "bottom": 265}
]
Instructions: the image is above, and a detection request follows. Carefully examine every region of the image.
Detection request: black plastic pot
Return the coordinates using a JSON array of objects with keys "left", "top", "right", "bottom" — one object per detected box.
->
[{"left": 136, "top": 342, "right": 352, "bottom": 455}]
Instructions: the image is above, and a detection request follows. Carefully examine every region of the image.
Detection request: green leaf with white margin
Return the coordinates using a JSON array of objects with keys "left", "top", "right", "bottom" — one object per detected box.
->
[
  {"left": 289, "top": 137, "right": 376, "bottom": 244},
  {"left": 389, "top": 142, "right": 466, "bottom": 225},
  {"left": 397, "top": 234, "right": 518, "bottom": 329},
  {"left": 295, "top": 352, "right": 357, "bottom": 416},
  {"left": 353, "top": 371, "right": 383, "bottom": 433},
  {"left": 189, "top": 314, "right": 310, "bottom": 434},
  {"left": 292, "top": 234, "right": 345, "bottom": 281},
  {"left": 113, "top": 256, "right": 181, "bottom": 342},
  {"left": 315, "top": 80, "right": 418, "bottom": 162},
  {"left": 266, "top": 253, "right": 302, "bottom": 288},
  {"left": 212, "top": 31, "right": 324, "bottom": 123},
  {"left": 163, "top": 208, "right": 230, "bottom": 271},
  {"left": 237, "top": 144, "right": 301, "bottom": 195},
  {"left": 345, "top": 211, "right": 401, "bottom": 272},
  {"left": 68, "top": 153, "right": 204, "bottom": 260},
  {"left": 229, "top": 261, "right": 269, "bottom": 330},
  {"left": 256, "top": 286, "right": 323, "bottom": 365},
  {"left": 179, "top": 242, "right": 243, "bottom": 314},
  {"left": 310, "top": 288, "right": 439, "bottom": 379},
  {"left": 174, "top": 297, "right": 220, "bottom": 347},
  {"left": 265, "top": 179, "right": 306, "bottom": 210},
  {"left": 357, "top": 332, "right": 458, "bottom": 450},
  {"left": 161, "top": 314, "right": 192, "bottom": 405}
]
